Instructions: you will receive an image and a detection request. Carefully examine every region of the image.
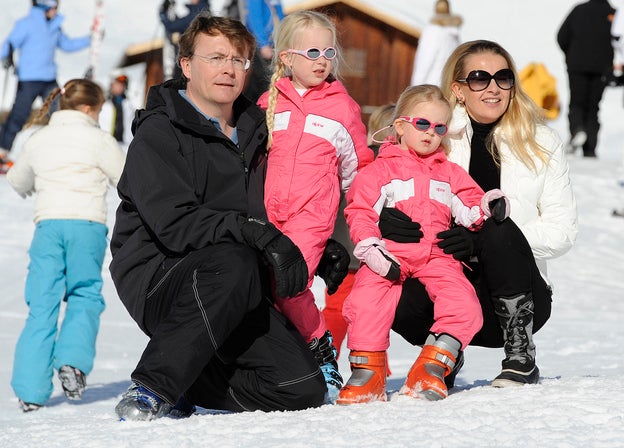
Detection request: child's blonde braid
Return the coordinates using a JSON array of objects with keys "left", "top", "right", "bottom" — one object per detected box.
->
[
  {"left": 265, "top": 63, "right": 286, "bottom": 150},
  {"left": 26, "top": 88, "right": 61, "bottom": 128}
]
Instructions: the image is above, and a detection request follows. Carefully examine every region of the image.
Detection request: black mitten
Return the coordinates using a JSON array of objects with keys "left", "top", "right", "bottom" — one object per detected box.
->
[
  {"left": 437, "top": 227, "right": 478, "bottom": 261},
  {"left": 379, "top": 207, "right": 423, "bottom": 243},
  {"left": 488, "top": 197, "right": 508, "bottom": 223},
  {"left": 482, "top": 189, "right": 510, "bottom": 223},
  {"left": 316, "top": 239, "right": 350, "bottom": 295},
  {"left": 241, "top": 218, "right": 308, "bottom": 298}
]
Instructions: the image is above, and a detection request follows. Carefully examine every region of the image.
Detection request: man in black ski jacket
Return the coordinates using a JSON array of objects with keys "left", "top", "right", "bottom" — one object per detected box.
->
[
  {"left": 110, "top": 14, "right": 344, "bottom": 421},
  {"left": 557, "top": 0, "right": 615, "bottom": 157}
]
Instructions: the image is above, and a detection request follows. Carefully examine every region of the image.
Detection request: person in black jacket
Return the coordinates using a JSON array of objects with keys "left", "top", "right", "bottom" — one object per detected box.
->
[
  {"left": 557, "top": 0, "right": 615, "bottom": 157},
  {"left": 159, "top": 0, "right": 211, "bottom": 79},
  {"left": 110, "top": 14, "right": 340, "bottom": 421}
]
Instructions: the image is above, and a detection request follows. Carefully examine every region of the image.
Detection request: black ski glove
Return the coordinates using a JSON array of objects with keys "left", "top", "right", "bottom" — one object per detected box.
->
[
  {"left": 316, "top": 239, "right": 350, "bottom": 295},
  {"left": 488, "top": 197, "right": 508, "bottom": 223},
  {"left": 241, "top": 218, "right": 308, "bottom": 298},
  {"left": 437, "top": 227, "right": 478, "bottom": 261},
  {"left": 379, "top": 207, "right": 424, "bottom": 243},
  {"left": 2, "top": 58, "right": 12, "bottom": 70}
]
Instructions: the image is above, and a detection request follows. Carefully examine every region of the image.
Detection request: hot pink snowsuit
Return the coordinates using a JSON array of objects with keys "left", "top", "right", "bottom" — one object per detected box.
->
[
  {"left": 258, "top": 77, "right": 372, "bottom": 342},
  {"left": 344, "top": 143, "right": 486, "bottom": 350}
]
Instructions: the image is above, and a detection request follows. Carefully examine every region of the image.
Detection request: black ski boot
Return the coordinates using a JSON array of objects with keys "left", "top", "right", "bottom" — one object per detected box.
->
[
  {"left": 308, "top": 330, "right": 343, "bottom": 403},
  {"left": 491, "top": 293, "right": 540, "bottom": 387}
]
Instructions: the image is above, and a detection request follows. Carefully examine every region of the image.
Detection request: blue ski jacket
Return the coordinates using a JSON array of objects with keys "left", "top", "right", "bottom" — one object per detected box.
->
[
  {"left": 244, "top": 0, "right": 285, "bottom": 48},
  {"left": 0, "top": 7, "right": 90, "bottom": 82}
]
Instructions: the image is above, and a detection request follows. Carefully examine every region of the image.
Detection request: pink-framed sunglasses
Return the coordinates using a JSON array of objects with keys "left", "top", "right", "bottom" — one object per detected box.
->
[
  {"left": 286, "top": 47, "right": 337, "bottom": 60},
  {"left": 398, "top": 116, "right": 448, "bottom": 136}
]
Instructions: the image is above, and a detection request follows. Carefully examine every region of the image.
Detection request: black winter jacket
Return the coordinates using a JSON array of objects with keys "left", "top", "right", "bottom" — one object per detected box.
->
[
  {"left": 110, "top": 79, "right": 268, "bottom": 330},
  {"left": 557, "top": 0, "right": 615, "bottom": 74}
]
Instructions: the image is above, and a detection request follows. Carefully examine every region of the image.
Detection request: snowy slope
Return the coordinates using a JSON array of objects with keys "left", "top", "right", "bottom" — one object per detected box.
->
[{"left": 1, "top": 1, "right": 624, "bottom": 446}]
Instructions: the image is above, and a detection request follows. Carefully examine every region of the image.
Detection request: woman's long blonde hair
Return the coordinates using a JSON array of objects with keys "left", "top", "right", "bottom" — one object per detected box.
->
[
  {"left": 441, "top": 40, "right": 548, "bottom": 172},
  {"left": 265, "top": 10, "right": 341, "bottom": 149}
]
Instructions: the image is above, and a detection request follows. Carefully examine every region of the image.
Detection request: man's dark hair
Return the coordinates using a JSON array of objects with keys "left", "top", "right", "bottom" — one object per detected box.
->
[{"left": 177, "top": 13, "right": 257, "bottom": 71}]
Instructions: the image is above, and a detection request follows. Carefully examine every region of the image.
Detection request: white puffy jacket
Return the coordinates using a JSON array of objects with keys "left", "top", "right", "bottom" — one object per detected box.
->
[
  {"left": 446, "top": 106, "right": 578, "bottom": 285},
  {"left": 7, "top": 110, "right": 125, "bottom": 225}
]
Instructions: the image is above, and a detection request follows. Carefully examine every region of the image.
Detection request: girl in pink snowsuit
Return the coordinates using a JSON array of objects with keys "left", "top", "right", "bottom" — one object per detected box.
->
[
  {"left": 338, "top": 85, "right": 509, "bottom": 404},
  {"left": 258, "top": 11, "right": 373, "bottom": 401}
]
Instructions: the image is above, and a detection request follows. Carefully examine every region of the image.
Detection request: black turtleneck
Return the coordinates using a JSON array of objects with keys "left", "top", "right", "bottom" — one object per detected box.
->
[{"left": 468, "top": 117, "right": 500, "bottom": 192}]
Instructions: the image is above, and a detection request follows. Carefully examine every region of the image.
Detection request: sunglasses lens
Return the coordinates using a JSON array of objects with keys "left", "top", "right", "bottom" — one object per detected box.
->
[
  {"left": 324, "top": 47, "right": 337, "bottom": 59},
  {"left": 434, "top": 124, "right": 448, "bottom": 136},
  {"left": 494, "top": 69, "right": 515, "bottom": 89},
  {"left": 415, "top": 118, "right": 432, "bottom": 131},
  {"left": 306, "top": 48, "right": 322, "bottom": 59},
  {"left": 467, "top": 71, "right": 490, "bottom": 91}
]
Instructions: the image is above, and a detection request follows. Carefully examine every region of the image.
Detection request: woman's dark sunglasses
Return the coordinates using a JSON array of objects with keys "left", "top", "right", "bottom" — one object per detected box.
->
[
  {"left": 399, "top": 116, "right": 448, "bottom": 136},
  {"left": 457, "top": 68, "right": 515, "bottom": 92}
]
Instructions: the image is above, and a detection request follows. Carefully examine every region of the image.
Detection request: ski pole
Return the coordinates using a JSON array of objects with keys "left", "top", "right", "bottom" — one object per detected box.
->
[{"left": 1, "top": 43, "right": 14, "bottom": 113}]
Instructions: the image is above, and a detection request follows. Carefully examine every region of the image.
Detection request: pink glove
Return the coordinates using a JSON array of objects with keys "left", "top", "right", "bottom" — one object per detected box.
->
[
  {"left": 353, "top": 237, "right": 401, "bottom": 281},
  {"left": 482, "top": 189, "right": 510, "bottom": 222}
]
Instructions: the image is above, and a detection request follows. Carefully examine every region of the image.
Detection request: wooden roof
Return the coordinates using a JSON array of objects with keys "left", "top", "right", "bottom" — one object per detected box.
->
[
  {"left": 118, "top": 38, "right": 165, "bottom": 67},
  {"left": 284, "top": 0, "right": 422, "bottom": 38}
]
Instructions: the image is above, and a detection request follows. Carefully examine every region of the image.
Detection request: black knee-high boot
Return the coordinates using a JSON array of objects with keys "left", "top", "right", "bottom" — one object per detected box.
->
[{"left": 491, "top": 293, "right": 540, "bottom": 387}]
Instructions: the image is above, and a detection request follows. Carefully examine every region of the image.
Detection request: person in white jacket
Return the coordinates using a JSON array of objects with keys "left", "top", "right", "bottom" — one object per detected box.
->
[
  {"left": 410, "top": 0, "right": 462, "bottom": 87},
  {"left": 383, "top": 40, "right": 577, "bottom": 389},
  {"left": 6, "top": 78, "right": 125, "bottom": 412},
  {"left": 98, "top": 72, "right": 136, "bottom": 148}
]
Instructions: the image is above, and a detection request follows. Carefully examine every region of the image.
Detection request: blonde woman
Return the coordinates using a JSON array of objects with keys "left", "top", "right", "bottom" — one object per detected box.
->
[{"left": 384, "top": 40, "right": 577, "bottom": 389}]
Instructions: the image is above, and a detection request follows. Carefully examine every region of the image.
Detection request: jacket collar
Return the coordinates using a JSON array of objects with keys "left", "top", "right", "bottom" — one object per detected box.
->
[{"left": 378, "top": 141, "right": 447, "bottom": 165}]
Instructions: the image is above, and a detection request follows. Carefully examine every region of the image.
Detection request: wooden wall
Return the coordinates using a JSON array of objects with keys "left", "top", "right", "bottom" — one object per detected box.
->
[{"left": 314, "top": 4, "right": 418, "bottom": 120}]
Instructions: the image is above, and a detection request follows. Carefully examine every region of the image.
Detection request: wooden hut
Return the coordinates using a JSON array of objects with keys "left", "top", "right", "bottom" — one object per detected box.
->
[
  {"left": 118, "top": 0, "right": 421, "bottom": 115},
  {"left": 117, "top": 38, "right": 166, "bottom": 105},
  {"left": 284, "top": 0, "right": 420, "bottom": 117}
]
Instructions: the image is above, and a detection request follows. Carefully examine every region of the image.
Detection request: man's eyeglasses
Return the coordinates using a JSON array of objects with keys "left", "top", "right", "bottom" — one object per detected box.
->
[
  {"left": 399, "top": 116, "right": 448, "bottom": 136},
  {"left": 457, "top": 68, "right": 515, "bottom": 92},
  {"left": 193, "top": 54, "right": 251, "bottom": 71},
  {"left": 287, "top": 47, "right": 337, "bottom": 60}
]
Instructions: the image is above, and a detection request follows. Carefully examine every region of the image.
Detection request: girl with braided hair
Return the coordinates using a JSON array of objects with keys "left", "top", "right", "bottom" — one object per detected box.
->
[
  {"left": 257, "top": 10, "right": 373, "bottom": 402},
  {"left": 6, "top": 78, "right": 125, "bottom": 412}
]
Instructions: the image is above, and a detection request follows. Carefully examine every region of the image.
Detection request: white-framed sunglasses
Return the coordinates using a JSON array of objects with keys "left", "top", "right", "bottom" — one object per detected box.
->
[{"left": 286, "top": 47, "right": 337, "bottom": 60}]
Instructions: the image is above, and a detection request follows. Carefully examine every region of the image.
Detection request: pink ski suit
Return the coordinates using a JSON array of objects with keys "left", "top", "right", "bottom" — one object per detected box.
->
[
  {"left": 344, "top": 143, "right": 486, "bottom": 350},
  {"left": 258, "top": 77, "right": 373, "bottom": 342}
]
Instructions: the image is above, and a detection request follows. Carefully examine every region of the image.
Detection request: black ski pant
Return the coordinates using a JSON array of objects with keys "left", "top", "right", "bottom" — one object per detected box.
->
[
  {"left": 566, "top": 70, "right": 608, "bottom": 157},
  {"left": 132, "top": 243, "right": 326, "bottom": 412},
  {"left": 392, "top": 218, "right": 552, "bottom": 348}
]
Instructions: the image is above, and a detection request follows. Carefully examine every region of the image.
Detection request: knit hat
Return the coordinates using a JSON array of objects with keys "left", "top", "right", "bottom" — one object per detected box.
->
[{"left": 35, "top": 0, "right": 58, "bottom": 11}]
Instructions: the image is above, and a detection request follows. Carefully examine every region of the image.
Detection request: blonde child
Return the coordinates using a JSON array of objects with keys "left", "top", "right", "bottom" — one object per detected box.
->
[
  {"left": 338, "top": 85, "right": 509, "bottom": 404},
  {"left": 258, "top": 10, "right": 373, "bottom": 401},
  {"left": 7, "top": 78, "right": 125, "bottom": 412},
  {"left": 322, "top": 103, "right": 395, "bottom": 359}
]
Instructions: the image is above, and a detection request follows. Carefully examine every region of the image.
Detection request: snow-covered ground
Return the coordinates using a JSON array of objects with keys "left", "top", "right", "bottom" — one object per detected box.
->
[{"left": 1, "top": 1, "right": 624, "bottom": 447}]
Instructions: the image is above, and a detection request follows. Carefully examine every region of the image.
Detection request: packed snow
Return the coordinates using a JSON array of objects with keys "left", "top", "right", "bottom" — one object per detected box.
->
[{"left": 1, "top": 0, "right": 623, "bottom": 446}]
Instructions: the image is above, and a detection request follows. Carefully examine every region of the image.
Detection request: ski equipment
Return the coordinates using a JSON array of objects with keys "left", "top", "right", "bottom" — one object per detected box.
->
[
  {"left": 1, "top": 43, "right": 14, "bottom": 116},
  {"left": 85, "top": 0, "right": 105, "bottom": 80}
]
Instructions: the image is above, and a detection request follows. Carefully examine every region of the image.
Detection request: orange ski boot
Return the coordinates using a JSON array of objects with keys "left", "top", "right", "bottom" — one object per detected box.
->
[
  {"left": 400, "top": 334, "right": 461, "bottom": 401},
  {"left": 336, "top": 350, "right": 387, "bottom": 405}
]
